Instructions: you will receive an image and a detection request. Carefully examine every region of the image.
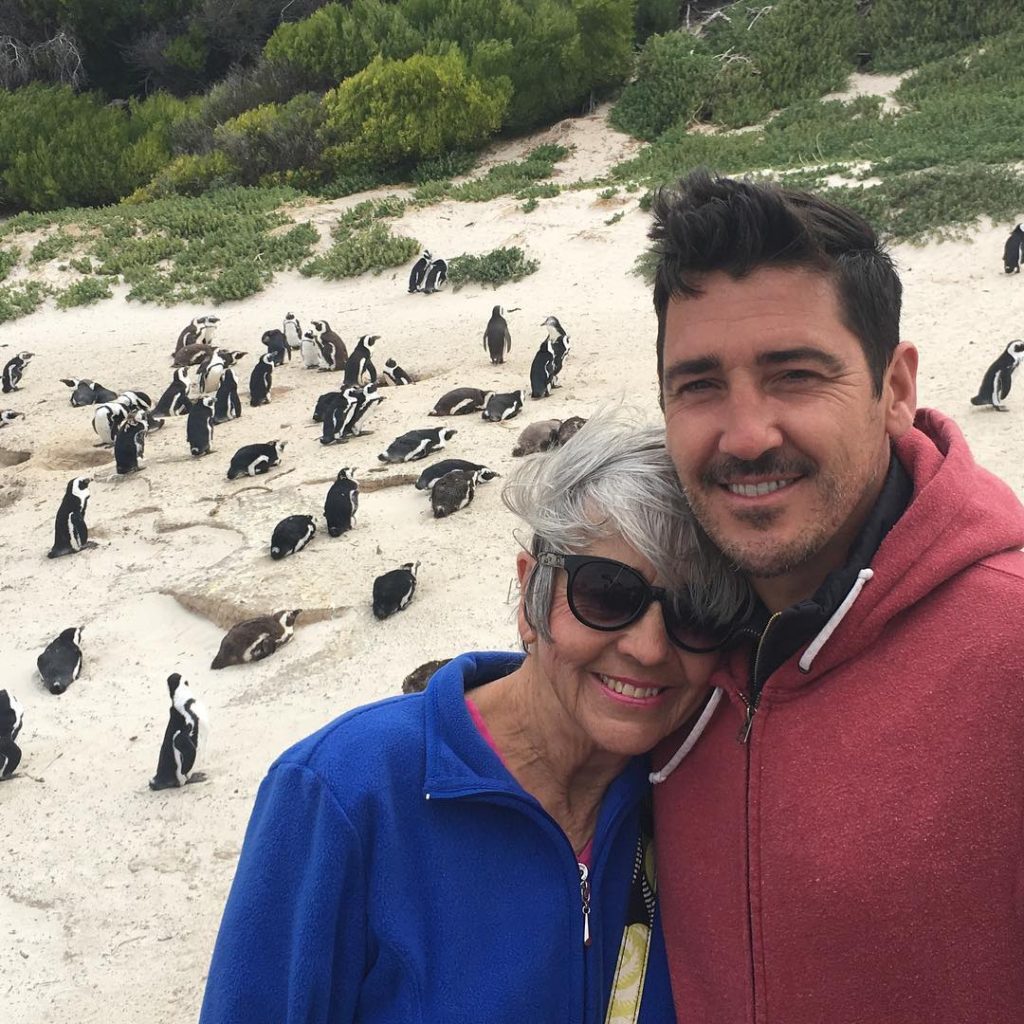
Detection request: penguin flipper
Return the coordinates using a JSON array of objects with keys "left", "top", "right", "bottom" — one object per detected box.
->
[{"left": 173, "top": 729, "right": 198, "bottom": 778}]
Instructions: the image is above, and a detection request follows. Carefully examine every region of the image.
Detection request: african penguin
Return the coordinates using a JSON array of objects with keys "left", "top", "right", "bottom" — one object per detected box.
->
[
  {"left": 114, "top": 412, "right": 146, "bottom": 475},
  {"left": 149, "top": 673, "right": 209, "bottom": 790},
  {"left": 2, "top": 352, "right": 33, "bottom": 393},
  {"left": 261, "top": 329, "right": 290, "bottom": 366},
  {"left": 270, "top": 515, "right": 316, "bottom": 560},
  {"left": 544, "top": 316, "right": 570, "bottom": 386},
  {"left": 373, "top": 562, "right": 419, "bottom": 619},
  {"left": 226, "top": 439, "right": 285, "bottom": 479},
  {"left": 0, "top": 410, "right": 23, "bottom": 427},
  {"left": 61, "top": 378, "right": 118, "bottom": 407},
  {"left": 482, "top": 390, "right": 525, "bottom": 422},
  {"left": 345, "top": 381, "right": 384, "bottom": 437},
  {"left": 213, "top": 366, "right": 241, "bottom": 424},
  {"left": 319, "top": 390, "right": 358, "bottom": 444},
  {"left": 0, "top": 690, "right": 23, "bottom": 779},
  {"left": 556, "top": 416, "right": 587, "bottom": 446},
  {"left": 529, "top": 338, "right": 556, "bottom": 398},
  {"left": 382, "top": 357, "right": 412, "bottom": 386},
  {"left": 415, "top": 459, "right": 499, "bottom": 491},
  {"left": 971, "top": 339, "right": 1024, "bottom": 410},
  {"left": 283, "top": 312, "right": 303, "bottom": 350},
  {"left": 37, "top": 626, "right": 84, "bottom": 694},
  {"left": 1004, "top": 225, "right": 1024, "bottom": 274},
  {"left": 211, "top": 610, "right": 301, "bottom": 669},
  {"left": 249, "top": 352, "right": 275, "bottom": 406},
  {"left": 512, "top": 419, "right": 562, "bottom": 457},
  {"left": 48, "top": 477, "right": 91, "bottom": 558},
  {"left": 484, "top": 306, "right": 512, "bottom": 365},
  {"left": 429, "top": 387, "right": 493, "bottom": 416},
  {"left": 343, "top": 335, "right": 378, "bottom": 385},
  {"left": 431, "top": 468, "right": 481, "bottom": 519},
  {"left": 176, "top": 314, "right": 219, "bottom": 352},
  {"left": 154, "top": 368, "right": 192, "bottom": 417},
  {"left": 187, "top": 395, "right": 216, "bottom": 456},
  {"left": 325, "top": 468, "right": 359, "bottom": 536},
  {"left": 378, "top": 426, "right": 456, "bottom": 464},
  {"left": 312, "top": 320, "right": 347, "bottom": 371},
  {"left": 300, "top": 328, "right": 321, "bottom": 370},
  {"left": 92, "top": 399, "right": 129, "bottom": 446},
  {"left": 199, "top": 349, "right": 245, "bottom": 394},
  {"left": 119, "top": 389, "right": 153, "bottom": 412},
  {"left": 423, "top": 257, "right": 448, "bottom": 294},
  {"left": 409, "top": 250, "right": 432, "bottom": 293},
  {"left": 172, "top": 342, "right": 215, "bottom": 369}
]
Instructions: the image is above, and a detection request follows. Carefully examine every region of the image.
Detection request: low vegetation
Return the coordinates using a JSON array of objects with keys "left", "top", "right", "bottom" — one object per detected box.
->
[
  {"left": 300, "top": 221, "right": 420, "bottom": 281},
  {"left": 446, "top": 247, "right": 540, "bottom": 289}
]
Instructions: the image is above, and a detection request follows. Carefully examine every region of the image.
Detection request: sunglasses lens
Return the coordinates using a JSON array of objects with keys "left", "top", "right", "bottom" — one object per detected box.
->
[
  {"left": 663, "top": 595, "right": 730, "bottom": 653},
  {"left": 570, "top": 560, "right": 647, "bottom": 628}
]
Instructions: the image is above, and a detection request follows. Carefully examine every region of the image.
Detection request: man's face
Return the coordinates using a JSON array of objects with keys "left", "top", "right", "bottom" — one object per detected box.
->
[{"left": 661, "top": 267, "right": 909, "bottom": 606}]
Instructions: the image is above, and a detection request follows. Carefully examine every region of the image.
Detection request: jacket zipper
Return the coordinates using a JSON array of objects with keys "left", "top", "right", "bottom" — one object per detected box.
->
[
  {"left": 738, "top": 611, "right": 781, "bottom": 744},
  {"left": 578, "top": 862, "right": 592, "bottom": 946}
]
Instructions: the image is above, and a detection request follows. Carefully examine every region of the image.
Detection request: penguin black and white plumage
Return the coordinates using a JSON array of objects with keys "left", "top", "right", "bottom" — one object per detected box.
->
[
  {"left": 1004, "top": 225, "right": 1024, "bottom": 274},
  {"left": 154, "top": 368, "right": 192, "bottom": 417},
  {"left": 312, "top": 320, "right": 348, "bottom": 371},
  {"left": 114, "top": 412, "right": 146, "bottom": 475},
  {"left": 139, "top": 409, "right": 164, "bottom": 434},
  {"left": 529, "top": 338, "right": 556, "bottom": 399},
  {"left": 226, "top": 439, "right": 286, "bottom": 479},
  {"left": 325, "top": 468, "right": 359, "bottom": 536},
  {"left": 373, "top": 562, "right": 419, "bottom": 619},
  {"left": 186, "top": 395, "right": 216, "bottom": 456},
  {"left": 48, "top": 477, "right": 91, "bottom": 558},
  {"left": 92, "top": 398, "right": 129, "bottom": 446},
  {"left": 120, "top": 389, "right": 153, "bottom": 413},
  {"left": 343, "top": 334, "right": 378, "bottom": 385},
  {"left": 0, "top": 689, "right": 23, "bottom": 779},
  {"left": 319, "top": 390, "right": 358, "bottom": 444},
  {"left": 382, "top": 357, "right": 412, "bottom": 386},
  {"left": 61, "top": 378, "right": 118, "bottom": 407},
  {"left": 378, "top": 426, "right": 457, "bottom": 464},
  {"left": 300, "top": 328, "right": 321, "bottom": 370},
  {"left": 172, "top": 342, "right": 216, "bottom": 369},
  {"left": 176, "top": 314, "right": 219, "bottom": 352},
  {"left": 261, "top": 329, "right": 291, "bottom": 366},
  {"left": 970, "top": 339, "right": 1024, "bottom": 410},
  {"left": 484, "top": 306, "right": 511, "bottom": 365},
  {"left": 512, "top": 419, "right": 562, "bottom": 457},
  {"left": 415, "top": 459, "right": 499, "bottom": 491},
  {"left": 199, "top": 349, "right": 245, "bottom": 394},
  {"left": 2, "top": 351, "right": 33, "bottom": 393},
  {"left": 314, "top": 387, "right": 344, "bottom": 424},
  {"left": 429, "top": 387, "right": 493, "bottom": 416},
  {"left": 149, "top": 673, "right": 209, "bottom": 790},
  {"left": 431, "top": 468, "right": 480, "bottom": 519},
  {"left": 283, "top": 312, "right": 303, "bottom": 350},
  {"left": 37, "top": 626, "right": 83, "bottom": 694},
  {"left": 249, "top": 352, "right": 275, "bottom": 406},
  {"left": 409, "top": 250, "right": 432, "bottom": 293},
  {"left": 270, "top": 515, "right": 316, "bottom": 560},
  {"left": 482, "top": 389, "right": 525, "bottom": 422},
  {"left": 0, "top": 409, "right": 23, "bottom": 428},
  {"left": 211, "top": 610, "right": 301, "bottom": 669},
  {"left": 213, "top": 366, "right": 241, "bottom": 424},
  {"left": 423, "top": 258, "right": 448, "bottom": 294},
  {"left": 543, "top": 316, "right": 570, "bottom": 385},
  {"left": 345, "top": 381, "right": 385, "bottom": 437}
]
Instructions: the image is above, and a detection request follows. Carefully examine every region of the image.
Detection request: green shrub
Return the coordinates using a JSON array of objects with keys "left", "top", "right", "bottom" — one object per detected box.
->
[
  {"left": 412, "top": 149, "right": 478, "bottom": 183},
  {"left": 69, "top": 257, "right": 94, "bottom": 274},
  {"left": 133, "top": 151, "right": 236, "bottom": 201},
  {"left": 335, "top": 197, "right": 407, "bottom": 234},
  {"left": 446, "top": 246, "right": 539, "bottom": 288},
  {"left": 0, "top": 281, "right": 49, "bottom": 323},
  {"left": 0, "top": 248, "right": 19, "bottom": 281},
  {"left": 55, "top": 277, "right": 113, "bottom": 309},
  {"left": 417, "top": 143, "right": 569, "bottom": 203},
  {"left": 522, "top": 197, "right": 539, "bottom": 213},
  {"left": 636, "top": 0, "right": 680, "bottom": 43},
  {"left": 29, "top": 232, "right": 76, "bottom": 264},
  {"left": 301, "top": 221, "right": 420, "bottom": 279}
]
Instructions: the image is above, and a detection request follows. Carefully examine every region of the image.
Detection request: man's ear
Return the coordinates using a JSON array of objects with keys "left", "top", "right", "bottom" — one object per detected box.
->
[
  {"left": 883, "top": 342, "right": 918, "bottom": 438},
  {"left": 516, "top": 550, "right": 538, "bottom": 646}
]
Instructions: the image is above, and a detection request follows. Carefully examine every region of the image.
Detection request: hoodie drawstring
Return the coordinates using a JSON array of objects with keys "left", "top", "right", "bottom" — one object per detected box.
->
[
  {"left": 797, "top": 568, "right": 874, "bottom": 673},
  {"left": 649, "top": 687, "right": 724, "bottom": 785}
]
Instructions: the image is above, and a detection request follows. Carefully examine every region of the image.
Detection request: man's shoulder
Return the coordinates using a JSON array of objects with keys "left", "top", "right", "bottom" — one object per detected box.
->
[{"left": 974, "top": 548, "right": 1024, "bottom": 587}]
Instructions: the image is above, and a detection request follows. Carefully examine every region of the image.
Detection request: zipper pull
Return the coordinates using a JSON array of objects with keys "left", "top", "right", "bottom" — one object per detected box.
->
[
  {"left": 578, "top": 862, "right": 592, "bottom": 947},
  {"left": 737, "top": 701, "right": 755, "bottom": 745}
]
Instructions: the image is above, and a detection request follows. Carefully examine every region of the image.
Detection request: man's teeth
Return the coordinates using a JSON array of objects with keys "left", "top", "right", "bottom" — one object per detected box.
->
[
  {"left": 598, "top": 674, "right": 663, "bottom": 699},
  {"left": 726, "top": 479, "right": 794, "bottom": 497}
]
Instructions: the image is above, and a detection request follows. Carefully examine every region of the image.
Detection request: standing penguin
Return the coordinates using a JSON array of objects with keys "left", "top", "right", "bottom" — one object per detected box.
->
[
  {"left": 300, "top": 329, "right": 321, "bottom": 370},
  {"left": 484, "top": 306, "right": 512, "bottom": 365},
  {"left": 312, "top": 319, "right": 347, "bottom": 371},
  {"left": 431, "top": 468, "right": 481, "bottom": 519},
  {"left": 186, "top": 395, "right": 216, "bottom": 456},
  {"left": 971, "top": 339, "right": 1024, "bottom": 410},
  {"left": 198, "top": 349, "right": 245, "bottom": 394},
  {"left": 149, "top": 673, "right": 209, "bottom": 790},
  {"left": 249, "top": 352, "right": 275, "bottom": 406},
  {"left": 270, "top": 515, "right": 316, "bottom": 560},
  {"left": 211, "top": 610, "right": 301, "bottom": 668},
  {"left": 382, "top": 357, "right": 413, "bottom": 386},
  {"left": 0, "top": 690, "right": 23, "bottom": 779},
  {"left": 213, "top": 366, "right": 241, "bottom": 424},
  {"left": 283, "top": 312, "right": 303, "bottom": 350},
  {"left": 343, "top": 335, "right": 379, "bottom": 385},
  {"left": 543, "top": 315, "right": 571, "bottom": 386},
  {"left": 48, "top": 477, "right": 91, "bottom": 558},
  {"left": 325, "top": 468, "right": 359, "bottom": 536},
  {"left": 1004, "top": 225, "right": 1024, "bottom": 274},
  {"left": 37, "top": 626, "right": 84, "bottom": 694},
  {"left": 373, "top": 562, "right": 419, "bottom": 619},
  {"left": 154, "top": 368, "right": 192, "bottom": 417},
  {"left": 114, "top": 412, "right": 146, "bottom": 475},
  {"left": 529, "top": 337, "right": 556, "bottom": 398},
  {"left": 227, "top": 439, "right": 286, "bottom": 479},
  {"left": 176, "top": 314, "right": 219, "bottom": 352},
  {"left": 409, "top": 250, "right": 432, "bottom": 293},
  {"left": 423, "top": 257, "right": 448, "bottom": 294},
  {"left": 2, "top": 351, "right": 33, "bottom": 393},
  {"left": 345, "top": 382, "right": 385, "bottom": 437},
  {"left": 261, "top": 329, "right": 290, "bottom": 366}
]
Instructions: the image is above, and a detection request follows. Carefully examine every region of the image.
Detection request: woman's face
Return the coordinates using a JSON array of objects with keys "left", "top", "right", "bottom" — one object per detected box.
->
[{"left": 521, "top": 534, "right": 721, "bottom": 758}]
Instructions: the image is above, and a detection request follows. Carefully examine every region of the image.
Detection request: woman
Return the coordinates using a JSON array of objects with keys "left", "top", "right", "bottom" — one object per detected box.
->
[{"left": 198, "top": 408, "right": 748, "bottom": 1024}]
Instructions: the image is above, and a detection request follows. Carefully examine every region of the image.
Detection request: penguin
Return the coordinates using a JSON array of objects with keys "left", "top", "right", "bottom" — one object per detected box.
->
[
  {"left": 1004, "top": 225, "right": 1024, "bottom": 274},
  {"left": 176, "top": 314, "right": 219, "bottom": 352},
  {"left": 249, "top": 352, "right": 275, "bottom": 406},
  {"left": 484, "top": 306, "right": 512, "bottom": 364},
  {"left": 415, "top": 459, "right": 499, "bottom": 491},
  {"left": 139, "top": 409, "right": 164, "bottom": 434},
  {"left": 543, "top": 316, "right": 571, "bottom": 385},
  {"left": 92, "top": 398, "right": 130, "bottom": 446},
  {"left": 226, "top": 439, "right": 285, "bottom": 479},
  {"left": 2, "top": 351, "right": 33, "bottom": 393},
  {"left": 261, "top": 329, "right": 290, "bottom": 366},
  {"left": 300, "top": 328, "right": 321, "bottom": 370},
  {"left": 313, "top": 387, "right": 344, "bottom": 424},
  {"left": 48, "top": 477, "right": 91, "bottom": 558},
  {"left": 119, "top": 389, "right": 153, "bottom": 412},
  {"left": 211, "top": 610, "right": 301, "bottom": 669},
  {"left": 382, "top": 357, "right": 412, "bottom": 386},
  {"left": 283, "top": 312, "right": 303, "bottom": 350},
  {"left": 114, "top": 412, "right": 146, "bottom": 475},
  {"left": 556, "top": 415, "right": 587, "bottom": 446},
  {"left": 409, "top": 250, "right": 432, "bottom": 293},
  {"left": 378, "top": 426, "right": 457, "bottom": 464},
  {"left": 512, "top": 419, "right": 562, "bottom": 457},
  {"left": 401, "top": 658, "right": 451, "bottom": 694},
  {"left": 431, "top": 468, "right": 481, "bottom": 519},
  {"left": 213, "top": 366, "right": 241, "bottom": 424},
  {"left": 61, "top": 378, "right": 118, "bottom": 407},
  {"left": 971, "top": 339, "right": 1024, "bottom": 410},
  {"left": 198, "top": 349, "right": 245, "bottom": 394},
  {"left": 422, "top": 258, "right": 448, "bottom": 294},
  {"left": 324, "top": 468, "right": 359, "bottom": 536},
  {"left": 343, "top": 334, "right": 378, "bottom": 385},
  {"left": 0, "top": 409, "right": 23, "bottom": 427},
  {"left": 529, "top": 338, "right": 556, "bottom": 398},
  {"left": 186, "top": 395, "right": 216, "bottom": 456},
  {"left": 429, "top": 387, "right": 493, "bottom": 416},
  {"left": 373, "top": 562, "right": 419, "bottom": 619},
  {"left": 0, "top": 690, "right": 23, "bottom": 779},
  {"left": 154, "top": 368, "right": 192, "bottom": 417},
  {"left": 149, "top": 673, "right": 209, "bottom": 790},
  {"left": 37, "top": 626, "right": 83, "bottom": 694},
  {"left": 270, "top": 515, "right": 316, "bottom": 560},
  {"left": 172, "top": 342, "right": 216, "bottom": 369},
  {"left": 482, "top": 390, "right": 525, "bottom": 422},
  {"left": 319, "top": 391, "right": 358, "bottom": 444},
  {"left": 344, "top": 381, "right": 385, "bottom": 437},
  {"left": 312, "top": 319, "right": 347, "bottom": 371}
]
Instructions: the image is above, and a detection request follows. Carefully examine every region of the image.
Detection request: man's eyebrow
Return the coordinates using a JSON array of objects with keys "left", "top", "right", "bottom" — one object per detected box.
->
[
  {"left": 663, "top": 356, "right": 721, "bottom": 382},
  {"left": 756, "top": 347, "right": 845, "bottom": 373}
]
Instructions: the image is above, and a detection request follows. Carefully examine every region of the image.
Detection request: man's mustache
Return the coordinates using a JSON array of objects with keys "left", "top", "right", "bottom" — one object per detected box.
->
[{"left": 700, "top": 453, "right": 816, "bottom": 487}]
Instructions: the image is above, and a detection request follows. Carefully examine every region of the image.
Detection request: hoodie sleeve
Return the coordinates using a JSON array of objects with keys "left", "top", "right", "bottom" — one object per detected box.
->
[{"left": 198, "top": 763, "right": 366, "bottom": 1024}]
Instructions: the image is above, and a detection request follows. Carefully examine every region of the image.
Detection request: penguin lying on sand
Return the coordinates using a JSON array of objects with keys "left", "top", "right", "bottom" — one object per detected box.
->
[
  {"left": 149, "top": 673, "right": 209, "bottom": 790},
  {"left": 48, "top": 477, "right": 92, "bottom": 558},
  {"left": 270, "top": 515, "right": 316, "bottom": 560},
  {"left": 61, "top": 378, "right": 118, "bottom": 407},
  {"left": 482, "top": 390, "right": 525, "bottom": 422},
  {"left": 512, "top": 419, "right": 562, "bottom": 457},
  {"left": 0, "top": 690, "right": 23, "bottom": 779},
  {"left": 2, "top": 352, "right": 33, "bottom": 393},
  {"left": 1004, "top": 225, "right": 1024, "bottom": 274},
  {"left": 373, "top": 563, "right": 419, "bottom": 619},
  {"left": 211, "top": 610, "right": 301, "bottom": 669},
  {"left": 227, "top": 440, "right": 286, "bottom": 479},
  {"left": 325, "top": 468, "right": 359, "bottom": 536},
  {"left": 379, "top": 426, "right": 456, "bottom": 464},
  {"left": 415, "top": 459, "right": 498, "bottom": 491},
  {"left": 0, "top": 410, "right": 23, "bottom": 427},
  {"left": 971, "top": 339, "right": 1024, "bottom": 410},
  {"left": 430, "top": 387, "right": 493, "bottom": 416},
  {"left": 556, "top": 416, "right": 587, "bottom": 446},
  {"left": 37, "top": 626, "right": 83, "bottom": 694},
  {"left": 172, "top": 342, "right": 216, "bottom": 369},
  {"left": 382, "top": 358, "right": 412, "bottom": 386},
  {"left": 431, "top": 469, "right": 481, "bottom": 519}
]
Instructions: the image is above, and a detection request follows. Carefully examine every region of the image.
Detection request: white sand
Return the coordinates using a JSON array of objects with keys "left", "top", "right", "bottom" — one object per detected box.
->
[{"left": 2, "top": 106, "right": 1023, "bottom": 1022}]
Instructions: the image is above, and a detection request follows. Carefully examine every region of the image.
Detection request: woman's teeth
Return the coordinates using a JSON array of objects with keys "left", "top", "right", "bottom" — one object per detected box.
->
[{"left": 597, "top": 674, "right": 663, "bottom": 699}]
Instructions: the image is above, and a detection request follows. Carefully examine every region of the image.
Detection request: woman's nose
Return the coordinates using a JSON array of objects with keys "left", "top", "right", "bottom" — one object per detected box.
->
[{"left": 617, "top": 600, "right": 671, "bottom": 664}]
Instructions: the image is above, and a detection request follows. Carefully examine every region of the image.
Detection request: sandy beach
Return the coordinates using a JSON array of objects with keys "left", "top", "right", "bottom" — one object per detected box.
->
[{"left": 2, "top": 100, "right": 1024, "bottom": 1022}]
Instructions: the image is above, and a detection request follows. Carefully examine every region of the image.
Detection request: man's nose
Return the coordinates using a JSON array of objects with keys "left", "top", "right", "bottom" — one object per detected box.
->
[{"left": 717, "top": 387, "right": 783, "bottom": 462}]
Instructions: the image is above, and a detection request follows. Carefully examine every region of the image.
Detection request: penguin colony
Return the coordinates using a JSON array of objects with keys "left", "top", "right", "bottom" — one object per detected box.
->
[{"left": 3, "top": 292, "right": 589, "bottom": 786}]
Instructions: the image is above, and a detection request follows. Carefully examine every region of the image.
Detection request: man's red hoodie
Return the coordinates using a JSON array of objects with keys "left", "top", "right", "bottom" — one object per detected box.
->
[{"left": 653, "top": 408, "right": 1024, "bottom": 1024}]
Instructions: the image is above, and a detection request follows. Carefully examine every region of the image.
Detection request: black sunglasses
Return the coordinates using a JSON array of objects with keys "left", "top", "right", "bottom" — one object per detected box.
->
[{"left": 537, "top": 552, "right": 730, "bottom": 654}]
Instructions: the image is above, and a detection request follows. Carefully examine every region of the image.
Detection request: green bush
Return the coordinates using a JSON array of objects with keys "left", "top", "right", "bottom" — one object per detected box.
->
[
  {"left": 301, "top": 221, "right": 420, "bottom": 279},
  {"left": 446, "top": 246, "right": 539, "bottom": 288},
  {"left": 0, "top": 281, "right": 49, "bottom": 323},
  {"left": 133, "top": 151, "right": 237, "bottom": 201},
  {"left": 55, "top": 277, "right": 113, "bottom": 309},
  {"left": 0, "top": 248, "right": 19, "bottom": 281},
  {"left": 29, "top": 232, "right": 76, "bottom": 264},
  {"left": 636, "top": 0, "right": 679, "bottom": 43},
  {"left": 414, "top": 143, "right": 570, "bottom": 203}
]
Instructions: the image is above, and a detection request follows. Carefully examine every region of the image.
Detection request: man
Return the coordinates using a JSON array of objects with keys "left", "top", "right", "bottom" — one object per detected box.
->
[{"left": 649, "top": 170, "right": 1024, "bottom": 1024}]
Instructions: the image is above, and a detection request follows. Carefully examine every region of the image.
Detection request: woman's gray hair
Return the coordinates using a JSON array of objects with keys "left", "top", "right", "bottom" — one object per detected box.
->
[{"left": 502, "top": 404, "right": 750, "bottom": 641}]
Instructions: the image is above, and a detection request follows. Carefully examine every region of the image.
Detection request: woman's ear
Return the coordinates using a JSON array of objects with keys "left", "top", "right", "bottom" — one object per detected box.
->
[{"left": 516, "top": 550, "right": 538, "bottom": 646}]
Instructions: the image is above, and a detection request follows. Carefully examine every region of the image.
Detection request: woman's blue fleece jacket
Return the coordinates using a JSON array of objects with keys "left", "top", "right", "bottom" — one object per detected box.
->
[{"left": 199, "top": 651, "right": 676, "bottom": 1024}]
